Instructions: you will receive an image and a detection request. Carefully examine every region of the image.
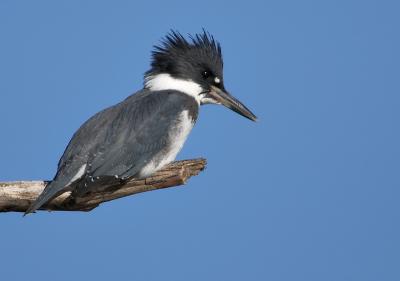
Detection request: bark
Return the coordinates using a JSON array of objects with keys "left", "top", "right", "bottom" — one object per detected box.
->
[{"left": 0, "top": 158, "right": 206, "bottom": 213}]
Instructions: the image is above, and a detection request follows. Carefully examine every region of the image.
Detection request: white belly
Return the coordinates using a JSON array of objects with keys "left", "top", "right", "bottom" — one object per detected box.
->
[{"left": 138, "top": 110, "right": 194, "bottom": 178}]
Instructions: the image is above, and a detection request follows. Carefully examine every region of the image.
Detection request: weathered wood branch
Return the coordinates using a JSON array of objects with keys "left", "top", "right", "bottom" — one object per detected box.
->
[{"left": 0, "top": 158, "right": 206, "bottom": 213}]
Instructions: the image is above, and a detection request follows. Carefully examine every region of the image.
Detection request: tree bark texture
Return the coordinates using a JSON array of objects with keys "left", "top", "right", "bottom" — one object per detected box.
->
[{"left": 0, "top": 158, "right": 206, "bottom": 213}]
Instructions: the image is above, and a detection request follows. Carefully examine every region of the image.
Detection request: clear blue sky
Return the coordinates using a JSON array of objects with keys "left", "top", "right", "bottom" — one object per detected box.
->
[{"left": 1, "top": 1, "right": 399, "bottom": 280}]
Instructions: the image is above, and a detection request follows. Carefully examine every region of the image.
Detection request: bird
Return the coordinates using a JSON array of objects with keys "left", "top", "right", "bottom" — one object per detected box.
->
[{"left": 25, "top": 30, "right": 257, "bottom": 215}]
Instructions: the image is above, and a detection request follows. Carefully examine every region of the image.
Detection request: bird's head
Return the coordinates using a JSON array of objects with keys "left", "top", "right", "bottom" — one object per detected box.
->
[{"left": 144, "top": 30, "right": 257, "bottom": 121}]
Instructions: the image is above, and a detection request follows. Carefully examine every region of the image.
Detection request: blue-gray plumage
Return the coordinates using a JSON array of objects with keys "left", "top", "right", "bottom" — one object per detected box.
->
[{"left": 25, "top": 30, "right": 256, "bottom": 215}]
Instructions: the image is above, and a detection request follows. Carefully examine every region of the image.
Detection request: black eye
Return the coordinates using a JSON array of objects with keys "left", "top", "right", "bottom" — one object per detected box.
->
[{"left": 202, "top": 71, "right": 211, "bottom": 79}]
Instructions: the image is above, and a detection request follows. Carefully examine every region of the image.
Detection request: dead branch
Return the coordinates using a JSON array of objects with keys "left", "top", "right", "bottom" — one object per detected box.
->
[{"left": 0, "top": 158, "right": 206, "bottom": 213}]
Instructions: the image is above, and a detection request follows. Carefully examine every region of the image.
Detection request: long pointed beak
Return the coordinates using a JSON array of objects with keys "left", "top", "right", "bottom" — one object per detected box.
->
[{"left": 209, "top": 85, "right": 257, "bottom": 121}]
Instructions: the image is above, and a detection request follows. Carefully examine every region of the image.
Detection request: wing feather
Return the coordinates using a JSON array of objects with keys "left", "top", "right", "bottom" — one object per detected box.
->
[{"left": 26, "top": 89, "right": 199, "bottom": 214}]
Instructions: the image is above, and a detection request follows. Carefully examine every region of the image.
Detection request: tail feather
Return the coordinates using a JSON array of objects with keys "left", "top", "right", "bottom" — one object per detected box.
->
[{"left": 24, "top": 180, "right": 66, "bottom": 216}]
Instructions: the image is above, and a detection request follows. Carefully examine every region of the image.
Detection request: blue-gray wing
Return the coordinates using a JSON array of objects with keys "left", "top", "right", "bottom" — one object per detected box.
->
[
  {"left": 59, "top": 89, "right": 197, "bottom": 179},
  {"left": 25, "top": 89, "right": 198, "bottom": 214}
]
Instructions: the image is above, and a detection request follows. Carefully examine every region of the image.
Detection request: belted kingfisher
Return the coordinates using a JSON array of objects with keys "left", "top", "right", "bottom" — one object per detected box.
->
[{"left": 25, "top": 30, "right": 257, "bottom": 215}]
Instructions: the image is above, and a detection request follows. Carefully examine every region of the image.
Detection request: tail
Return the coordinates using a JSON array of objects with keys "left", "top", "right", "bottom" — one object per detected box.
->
[{"left": 24, "top": 180, "right": 66, "bottom": 216}]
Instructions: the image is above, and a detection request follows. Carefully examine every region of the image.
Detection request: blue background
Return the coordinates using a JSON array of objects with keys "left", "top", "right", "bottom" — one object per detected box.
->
[{"left": 1, "top": 1, "right": 399, "bottom": 280}]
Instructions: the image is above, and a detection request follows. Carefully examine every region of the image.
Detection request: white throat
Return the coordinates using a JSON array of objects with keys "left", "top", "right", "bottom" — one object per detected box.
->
[{"left": 145, "top": 73, "right": 203, "bottom": 104}]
